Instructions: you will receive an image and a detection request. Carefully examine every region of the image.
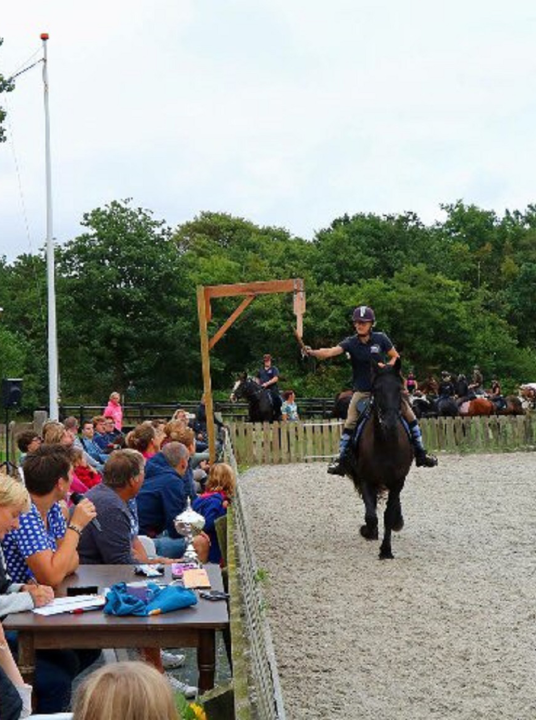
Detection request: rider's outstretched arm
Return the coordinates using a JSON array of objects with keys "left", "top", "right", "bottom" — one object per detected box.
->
[{"left": 305, "top": 345, "right": 344, "bottom": 360}]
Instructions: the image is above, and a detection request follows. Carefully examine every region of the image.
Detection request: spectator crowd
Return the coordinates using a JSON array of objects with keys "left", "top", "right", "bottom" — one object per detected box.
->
[{"left": 0, "top": 389, "right": 235, "bottom": 718}]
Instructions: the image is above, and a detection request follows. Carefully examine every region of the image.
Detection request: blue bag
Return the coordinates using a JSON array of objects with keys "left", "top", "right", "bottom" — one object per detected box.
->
[{"left": 104, "top": 582, "right": 197, "bottom": 616}]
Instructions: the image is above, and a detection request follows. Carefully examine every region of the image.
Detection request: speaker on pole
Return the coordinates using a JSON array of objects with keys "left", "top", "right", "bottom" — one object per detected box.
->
[{"left": 1, "top": 379, "right": 23, "bottom": 409}]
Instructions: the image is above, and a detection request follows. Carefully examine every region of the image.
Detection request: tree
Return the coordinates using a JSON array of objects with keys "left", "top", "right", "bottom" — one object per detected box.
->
[
  {"left": 0, "top": 38, "right": 15, "bottom": 144},
  {"left": 56, "top": 200, "right": 191, "bottom": 400}
]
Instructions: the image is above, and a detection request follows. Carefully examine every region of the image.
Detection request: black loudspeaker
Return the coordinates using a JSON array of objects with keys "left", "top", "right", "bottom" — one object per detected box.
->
[{"left": 1, "top": 379, "right": 23, "bottom": 409}]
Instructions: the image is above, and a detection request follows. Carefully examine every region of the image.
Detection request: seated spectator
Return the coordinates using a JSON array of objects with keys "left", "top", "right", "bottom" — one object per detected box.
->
[
  {"left": 16, "top": 431, "right": 42, "bottom": 464},
  {"left": 151, "top": 418, "right": 167, "bottom": 449},
  {"left": 104, "top": 391, "right": 123, "bottom": 431},
  {"left": 70, "top": 448, "right": 102, "bottom": 492},
  {"left": 162, "top": 420, "right": 210, "bottom": 476},
  {"left": 136, "top": 442, "right": 208, "bottom": 561},
  {"left": 193, "top": 462, "right": 236, "bottom": 565},
  {"left": 1, "top": 445, "right": 97, "bottom": 586},
  {"left": 162, "top": 423, "right": 207, "bottom": 488},
  {"left": 80, "top": 420, "right": 108, "bottom": 466},
  {"left": 103, "top": 416, "right": 125, "bottom": 450},
  {"left": 64, "top": 416, "right": 104, "bottom": 474},
  {"left": 72, "top": 661, "right": 180, "bottom": 720},
  {"left": 0, "top": 472, "right": 98, "bottom": 714},
  {"left": 77, "top": 449, "right": 173, "bottom": 567},
  {"left": 42, "top": 420, "right": 73, "bottom": 447},
  {"left": 92, "top": 415, "right": 109, "bottom": 453},
  {"left": 281, "top": 390, "right": 299, "bottom": 421},
  {"left": 126, "top": 422, "right": 161, "bottom": 459},
  {"left": 77, "top": 450, "right": 145, "bottom": 566}
]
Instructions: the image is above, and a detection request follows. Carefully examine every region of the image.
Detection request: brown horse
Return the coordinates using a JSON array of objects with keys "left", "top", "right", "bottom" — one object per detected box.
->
[
  {"left": 458, "top": 397, "right": 495, "bottom": 416},
  {"left": 494, "top": 395, "right": 525, "bottom": 416}
]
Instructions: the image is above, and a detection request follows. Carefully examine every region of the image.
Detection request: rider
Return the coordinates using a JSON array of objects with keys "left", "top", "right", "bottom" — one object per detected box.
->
[
  {"left": 438, "top": 371, "right": 456, "bottom": 398},
  {"left": 469, "top": 365, "right": 484, "bottom": 395},
  {"left": 257, "top": 354, "right": 283, "bottom": 417},
  {"left": 305, "top": 305, "right": 438, "bottom": 475}
]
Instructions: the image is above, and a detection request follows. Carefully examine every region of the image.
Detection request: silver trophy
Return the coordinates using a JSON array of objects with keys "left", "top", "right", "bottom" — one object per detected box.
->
[{"left": 174, "top": 498, "right": 206, "bottom": 565}]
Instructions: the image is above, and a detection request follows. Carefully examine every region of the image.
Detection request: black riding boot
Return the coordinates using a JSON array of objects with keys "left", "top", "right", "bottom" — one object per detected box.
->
[
  {"left": 327, "top": 430, "right": 352, "bottom": 476},
  {"left": 408, "top": 420, "right": 438, "bottom": 467}
]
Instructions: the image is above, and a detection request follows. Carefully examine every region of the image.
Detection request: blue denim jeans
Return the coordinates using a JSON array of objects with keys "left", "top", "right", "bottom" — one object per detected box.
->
[
  {"left": 154, "top": 533, "right": 187, "bottom": 559},
  {"left": 0, "top": 666, "right": 22, "bottom": 720}
]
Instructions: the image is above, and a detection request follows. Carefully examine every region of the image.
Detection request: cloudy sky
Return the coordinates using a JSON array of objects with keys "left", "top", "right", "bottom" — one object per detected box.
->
[{"left": 1, "top": 1, "right": 536, "bottom": 261}]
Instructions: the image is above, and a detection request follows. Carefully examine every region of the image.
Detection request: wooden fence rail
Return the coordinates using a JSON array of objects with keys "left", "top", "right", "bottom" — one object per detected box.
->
[{"left": 228, "top": 415, "right": 536, "bottom": 466}]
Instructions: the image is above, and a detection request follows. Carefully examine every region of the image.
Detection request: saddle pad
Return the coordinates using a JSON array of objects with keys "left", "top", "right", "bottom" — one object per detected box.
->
[{"left": 459, "top": 401, "right": 470, "bottom": 414}]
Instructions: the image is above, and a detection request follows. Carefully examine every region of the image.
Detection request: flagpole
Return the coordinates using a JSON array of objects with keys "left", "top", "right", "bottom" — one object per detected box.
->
[{"left": 41, "top": 32, "right": 59, "bottom": 420}]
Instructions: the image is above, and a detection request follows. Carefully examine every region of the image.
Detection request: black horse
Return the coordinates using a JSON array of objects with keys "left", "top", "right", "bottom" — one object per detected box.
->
[
  {"left": 230, "top": 374, "right": 281, "bottom": 422},
  {"left": 346, "top": 359, "right": 413, "bottom": 560}
]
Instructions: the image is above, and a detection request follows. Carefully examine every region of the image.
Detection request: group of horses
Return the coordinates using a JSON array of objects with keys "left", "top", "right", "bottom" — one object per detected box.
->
[{"left": 332, "top": 388, "right": 525, "bottom": 421}]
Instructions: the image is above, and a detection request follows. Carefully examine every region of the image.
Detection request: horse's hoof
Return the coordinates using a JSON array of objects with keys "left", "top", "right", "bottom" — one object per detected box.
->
[
  {"left": 392, "top": 516, "right": 404, "bottom": 532},
  {"left": 360, "top": 524, "right": 378, "bottom": 540},
  {"left": 379, "top": 549, "right": 394, "bottom": 560}
]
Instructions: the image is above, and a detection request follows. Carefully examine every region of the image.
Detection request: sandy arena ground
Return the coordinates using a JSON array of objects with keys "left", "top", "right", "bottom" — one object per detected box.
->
[{"left": 240, "top": 453, "right": 536, "bottom": 720}]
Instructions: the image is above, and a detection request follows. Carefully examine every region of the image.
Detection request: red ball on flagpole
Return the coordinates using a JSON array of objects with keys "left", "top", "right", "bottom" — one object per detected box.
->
[{"left": 40, "top": 33, "right": 49, "bottom": 40}]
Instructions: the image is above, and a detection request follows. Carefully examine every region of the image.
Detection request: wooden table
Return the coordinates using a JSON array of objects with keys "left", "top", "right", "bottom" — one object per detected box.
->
[{"left": 3, "top": 564, "right": 229, "bottom": 693}]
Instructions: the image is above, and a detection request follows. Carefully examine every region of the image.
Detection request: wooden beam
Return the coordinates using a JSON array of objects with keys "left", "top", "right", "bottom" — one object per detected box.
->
[
  {"left": 204, "top": 279, "right": 298, "bottom": 299},
  {"left": 209, "top": 295, "right": 255, "bottom": 350}
]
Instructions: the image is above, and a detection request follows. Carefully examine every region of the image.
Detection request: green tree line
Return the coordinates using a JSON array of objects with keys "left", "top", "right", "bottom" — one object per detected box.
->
[{"left": 1, "top": 198, "right": 535, "bottom": 408}]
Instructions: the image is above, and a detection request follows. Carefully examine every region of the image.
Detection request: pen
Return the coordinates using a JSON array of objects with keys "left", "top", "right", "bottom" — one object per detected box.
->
[{"left": 70, "top": 606, "right": 103, "bottom": 614}]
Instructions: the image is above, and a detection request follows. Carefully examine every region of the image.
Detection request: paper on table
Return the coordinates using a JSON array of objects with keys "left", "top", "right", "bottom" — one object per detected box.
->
[{"left": 32, "top": 595, "right": 106, "bottom": 616}]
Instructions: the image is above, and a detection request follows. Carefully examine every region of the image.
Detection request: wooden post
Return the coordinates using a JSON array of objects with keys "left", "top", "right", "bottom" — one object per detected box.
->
[{"left": 197, "top": 286, "right": 216, "bottom": 462}]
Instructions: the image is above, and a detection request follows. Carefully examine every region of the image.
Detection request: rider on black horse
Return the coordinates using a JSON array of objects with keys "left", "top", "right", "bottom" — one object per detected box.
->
[
  {"left": 305, "top": 305, "right": 438, "bottom": 475},
  {"left": 438, "top": 371, "right": 456, "bottom": 398},
  {"left": 257, "top": 354, "right": 283, "bottom": 417}
]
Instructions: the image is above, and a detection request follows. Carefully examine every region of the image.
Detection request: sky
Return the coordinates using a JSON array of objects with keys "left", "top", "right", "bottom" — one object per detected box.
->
[{"left": 1, "top": 0, "right": 536, "bottom": 261}]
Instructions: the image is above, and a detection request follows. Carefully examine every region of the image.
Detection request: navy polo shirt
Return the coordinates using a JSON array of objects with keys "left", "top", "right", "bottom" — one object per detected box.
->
[
  {"left": 257, "top": 365, "right": 280, "bottom": 393},
  {"left": 339, "top": 332, "right": 394, "bottom": 392}
]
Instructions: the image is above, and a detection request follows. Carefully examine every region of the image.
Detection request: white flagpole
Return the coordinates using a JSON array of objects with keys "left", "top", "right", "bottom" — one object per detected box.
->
[{"left": 41, "top": 32, "right": 59, "bottom": 420}]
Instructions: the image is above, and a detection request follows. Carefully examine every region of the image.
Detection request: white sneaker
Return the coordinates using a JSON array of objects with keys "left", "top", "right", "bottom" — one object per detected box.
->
[
  {"left": 166, "top": 674, "right": 198, "bottom": 699},
  {"left": 161, "top": 650, "right": 186, "bottom": 669}
]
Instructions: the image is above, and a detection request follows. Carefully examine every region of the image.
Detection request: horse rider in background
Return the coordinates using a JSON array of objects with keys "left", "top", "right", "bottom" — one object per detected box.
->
[
  {"left": 438, "top": 371, "right": 456, "bottom": 399},
  {"left": 469, "top": 365, "right": 484, "bottom": 395},
  {"left": 305, "top": 305, "right": 438, "bottom": 475},
  {"left": 257, "top": 354, "right": 283, "bottom": 417}
]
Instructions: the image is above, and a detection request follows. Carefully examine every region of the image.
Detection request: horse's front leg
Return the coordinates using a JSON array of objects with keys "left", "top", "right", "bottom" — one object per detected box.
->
[
  {"left": 359, "top": 482, "right": 378, "bottom": 540},
  {"left": 380, "top": 488, "right": 402, "bottom": 560}
]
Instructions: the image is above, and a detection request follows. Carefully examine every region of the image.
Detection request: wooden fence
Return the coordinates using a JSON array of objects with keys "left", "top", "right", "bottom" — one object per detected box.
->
[{"left": 228, "top": 414, "right": 536, "bottom": 466}]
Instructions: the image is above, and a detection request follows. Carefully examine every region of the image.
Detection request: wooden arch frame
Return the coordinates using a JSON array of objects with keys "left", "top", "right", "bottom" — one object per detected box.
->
[{"left": 197, "top": 279, "right": 305, "bottom": 461}]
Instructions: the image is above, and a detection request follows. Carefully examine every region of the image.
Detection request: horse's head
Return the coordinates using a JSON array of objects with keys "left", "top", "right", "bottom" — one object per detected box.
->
[
  {"left": 371, "top": 358, "right": 404, "bottom": 432},
  {"left": 230, "top": 373, "right": 259, "bottom": 402},
  {"left": 230, "top": 373, "right": 247, "bottom": 402}
]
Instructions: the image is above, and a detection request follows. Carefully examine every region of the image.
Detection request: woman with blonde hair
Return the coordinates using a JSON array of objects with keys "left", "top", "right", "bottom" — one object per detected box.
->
[
  {"left": 0, "top": 475, "right": 62, "bottom": 716},
  {"left": 193, "top": 462, "right": 236, "bottom": 564},
  {"left": 42, "top": 421, "right": 72, "bottom": 447},
  {"left": 73, "top": 661, "right": 180, "bottom": 720}
]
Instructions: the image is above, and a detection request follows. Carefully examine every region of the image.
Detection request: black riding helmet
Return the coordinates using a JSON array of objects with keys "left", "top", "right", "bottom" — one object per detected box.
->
[{"left": 352, "top": 305, "right": 375, "bottom": 324}]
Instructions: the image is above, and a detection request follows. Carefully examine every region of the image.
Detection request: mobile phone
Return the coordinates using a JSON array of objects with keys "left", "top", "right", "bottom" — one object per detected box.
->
[
  {"left": 67, "top": 586, "right": 99, "bottom": 596},
  {"left": 199, "top": 590, "right": 229, "bottom": 602}
]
